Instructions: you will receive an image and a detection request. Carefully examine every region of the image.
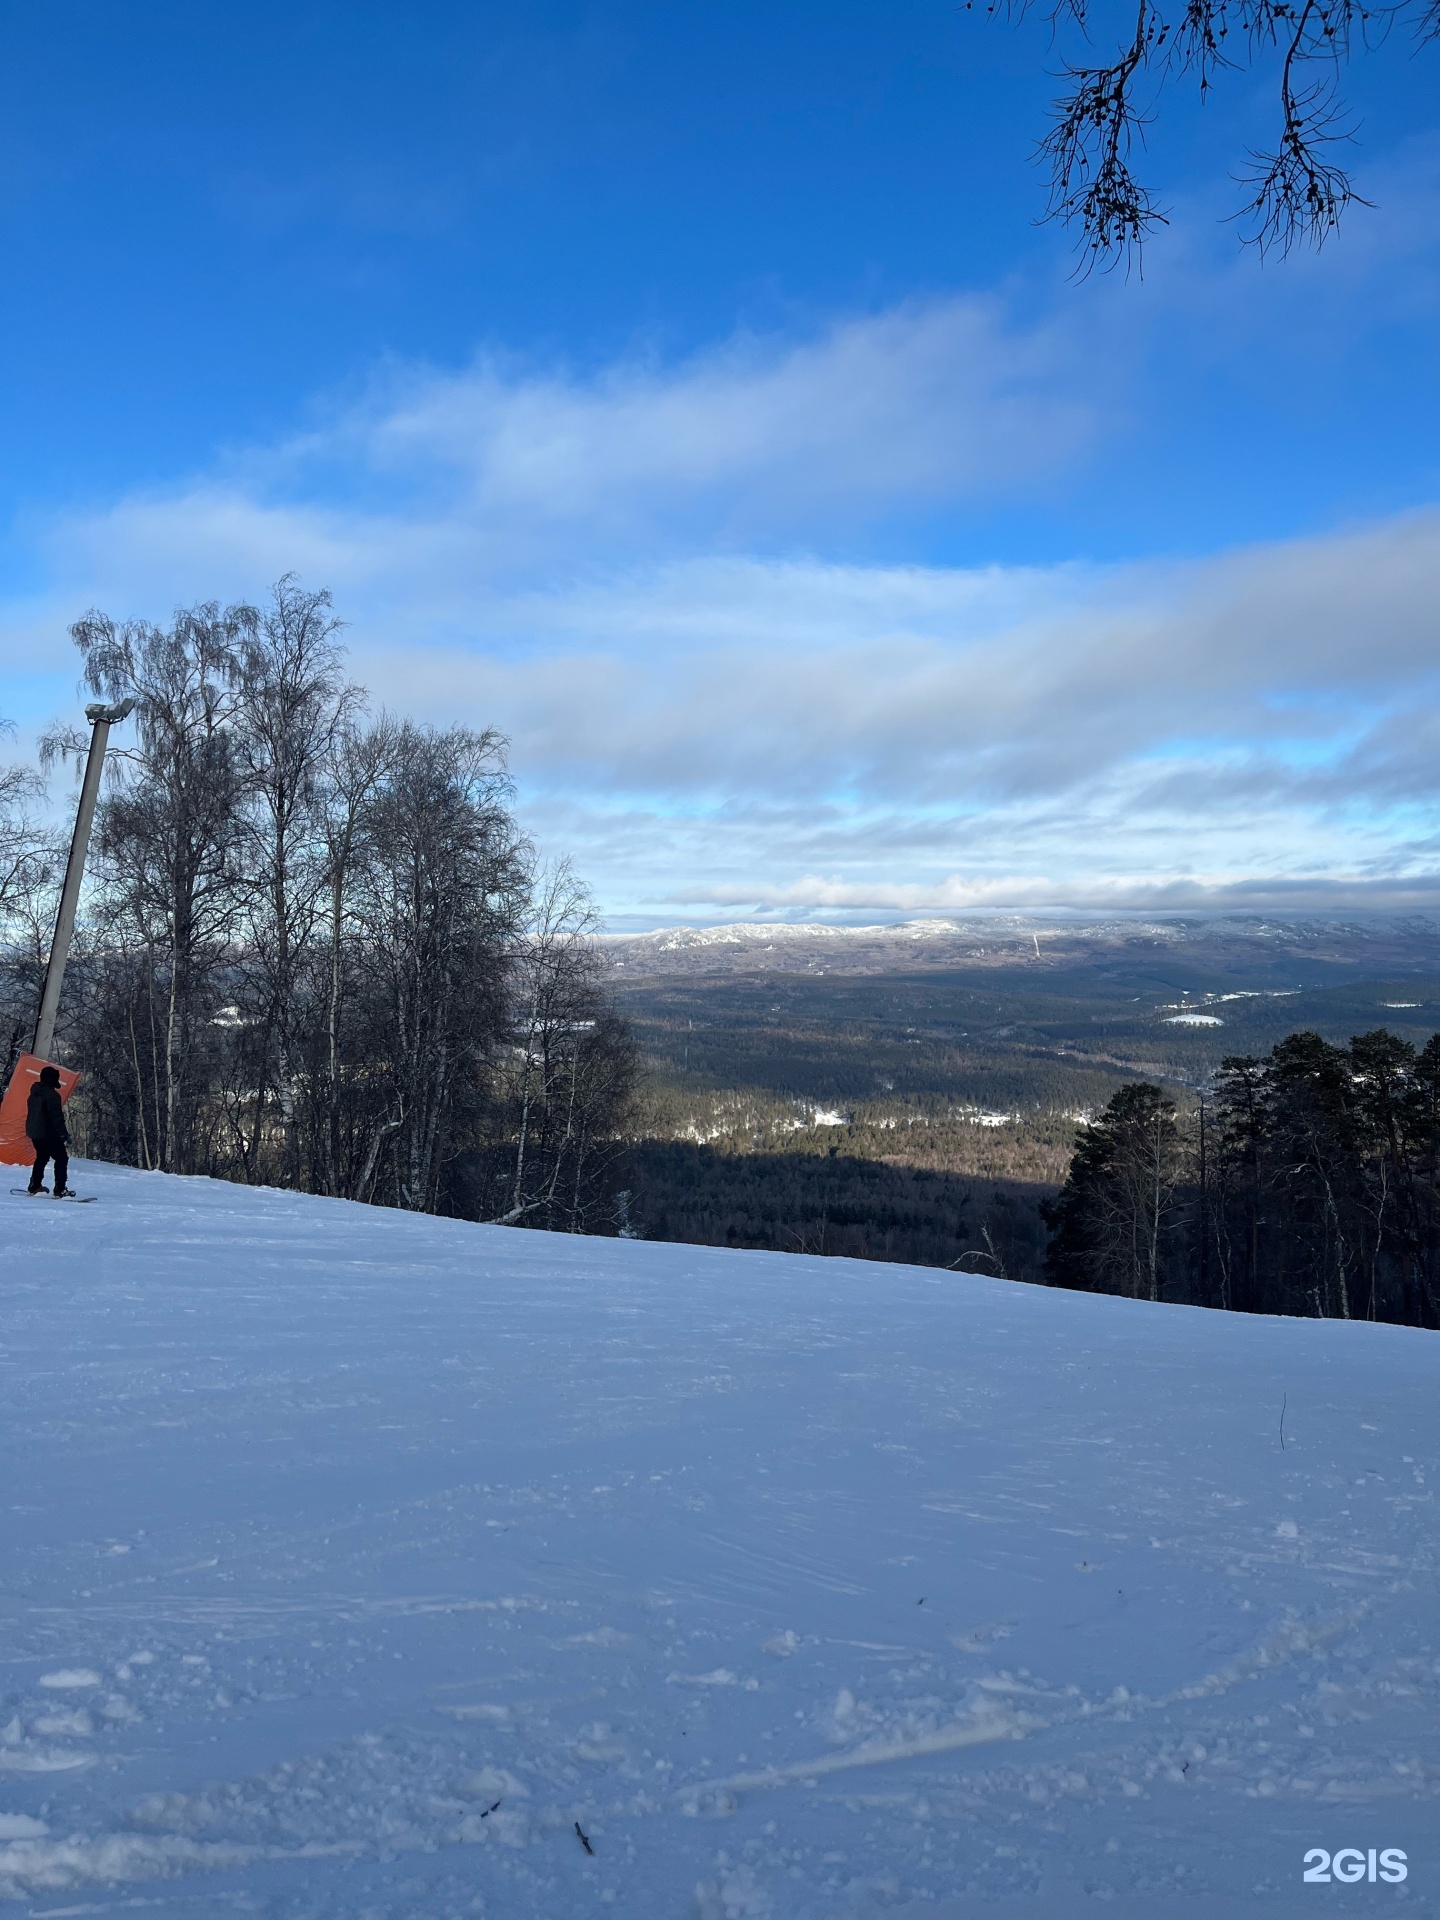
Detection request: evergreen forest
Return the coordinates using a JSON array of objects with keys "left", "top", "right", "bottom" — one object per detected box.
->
[{"left": 1046, "top": 1031, "right": 1440, "bottom": 1327}]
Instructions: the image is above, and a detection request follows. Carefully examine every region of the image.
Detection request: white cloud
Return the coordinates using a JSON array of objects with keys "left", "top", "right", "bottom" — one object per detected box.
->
[
  {"left": 7, "top": 293, "right": 1104, "bottom": 652},
  {"left": 351, "top": 517, "right": 1440, "bottom": 916},
  {"left": 286, "top": 296, "right": 1105, "bottom": 547},
  {"left": 4, "top": 289, "right": 1440, "bottom": 924}
]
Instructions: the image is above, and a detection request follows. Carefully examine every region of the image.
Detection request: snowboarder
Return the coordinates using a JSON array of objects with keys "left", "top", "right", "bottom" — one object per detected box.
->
[{"left": 25, "top": 1065, "right": 71, "bottom": 1197}]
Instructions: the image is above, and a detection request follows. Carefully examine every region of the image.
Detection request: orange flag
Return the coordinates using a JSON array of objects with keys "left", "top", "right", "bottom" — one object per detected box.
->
[{"left": 0, "top": 1054, "right": 81, "bottom": 1166}]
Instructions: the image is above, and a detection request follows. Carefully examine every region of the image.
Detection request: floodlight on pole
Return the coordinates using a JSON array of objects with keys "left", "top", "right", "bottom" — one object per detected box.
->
[{"left": 31, "top": 696, "right": 137, "bottom": 1064}]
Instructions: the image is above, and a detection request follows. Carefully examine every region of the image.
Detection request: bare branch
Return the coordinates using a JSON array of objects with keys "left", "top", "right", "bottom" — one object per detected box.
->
[
  {"left": 989, "top": 0, "right": 1410, "bottom": 261},
  {"left": 38, "top": 722, "right": 89, "bottom": 772},
  {"left": 1233, "top": 2, "right": 1368, "bottom": 252},
  {"left": 1037, "top": 0, "right": 1171, "bottom": 269}
]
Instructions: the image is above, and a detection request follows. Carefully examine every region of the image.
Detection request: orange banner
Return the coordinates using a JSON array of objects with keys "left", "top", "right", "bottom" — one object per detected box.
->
[{"left": 0, "top": 1054, "right": 81, "bottom": 1166}]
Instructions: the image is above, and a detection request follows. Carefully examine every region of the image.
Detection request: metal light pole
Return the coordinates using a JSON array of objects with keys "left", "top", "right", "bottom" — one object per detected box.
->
[{"left": 31, "top": 697, "right": 136, "bottom": 1063}]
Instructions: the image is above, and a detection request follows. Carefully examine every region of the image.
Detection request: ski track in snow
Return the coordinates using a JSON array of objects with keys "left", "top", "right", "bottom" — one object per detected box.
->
[{"left": 0, "top": 1162, "right": 1437, "bottom": 1918}]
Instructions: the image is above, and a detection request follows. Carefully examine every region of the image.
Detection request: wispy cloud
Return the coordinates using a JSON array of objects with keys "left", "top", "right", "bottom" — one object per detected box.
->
[
  {"left": 283, "top": 296, "right": 1105, "bottom": 544},
  {"left": 17, "top": 292, "right": 1106, "bottom": 633}
]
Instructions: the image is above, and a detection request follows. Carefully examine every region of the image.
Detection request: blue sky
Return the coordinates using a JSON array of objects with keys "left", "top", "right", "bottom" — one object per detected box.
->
[{"left": 3, "top": 0, "right": 1440, "bottom": 924}]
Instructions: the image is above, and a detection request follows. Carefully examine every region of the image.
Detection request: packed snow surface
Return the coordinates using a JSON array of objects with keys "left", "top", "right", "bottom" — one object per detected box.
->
[{"left": 2, "top": 1164, "right": 1437, "bottom": 1919}]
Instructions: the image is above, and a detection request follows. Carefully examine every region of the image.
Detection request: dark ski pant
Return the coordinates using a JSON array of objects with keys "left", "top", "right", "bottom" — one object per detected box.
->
[{"left": 29, "top": 1144, "right": 68, "bottom": 1194}]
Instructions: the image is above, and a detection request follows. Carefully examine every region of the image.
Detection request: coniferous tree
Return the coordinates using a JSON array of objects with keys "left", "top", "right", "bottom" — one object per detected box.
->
[
  {"left": 1048, "top": 1031, "right": 1440, "bottom": 1326},
  {"left": 1045, "top": 1083, "right": 1184, "bottom": 1300}
]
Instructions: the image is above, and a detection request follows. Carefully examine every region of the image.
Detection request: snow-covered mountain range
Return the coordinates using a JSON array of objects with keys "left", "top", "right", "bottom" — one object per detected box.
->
[{"left": 603, "top": 915, "right": 1440, "bottom": 981}]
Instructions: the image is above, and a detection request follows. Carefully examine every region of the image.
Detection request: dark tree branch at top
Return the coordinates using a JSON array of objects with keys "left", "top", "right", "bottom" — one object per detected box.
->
[{"left": 980, "top": 0, "right": 1434, "bottom": 265}]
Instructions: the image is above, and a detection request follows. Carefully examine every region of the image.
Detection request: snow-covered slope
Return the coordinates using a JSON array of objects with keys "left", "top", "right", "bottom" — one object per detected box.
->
[{"left": 1, "top": 1164, "right": 1436, "bottom": 1919}]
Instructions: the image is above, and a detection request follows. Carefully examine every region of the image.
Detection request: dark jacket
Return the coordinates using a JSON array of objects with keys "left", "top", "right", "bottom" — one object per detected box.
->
[{"left": 25, "top": 1081, "right": 68, "bottom": 1148}]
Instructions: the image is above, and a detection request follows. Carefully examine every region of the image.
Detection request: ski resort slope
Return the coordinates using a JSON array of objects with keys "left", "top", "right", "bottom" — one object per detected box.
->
[{"left": 1, "top": 1166, "right": 1436, "bottom": 1920}]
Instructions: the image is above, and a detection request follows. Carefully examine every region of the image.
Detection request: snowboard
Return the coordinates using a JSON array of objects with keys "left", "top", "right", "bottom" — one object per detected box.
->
[{"left": 10, "top": 1188, "right": 97, "bottom": 1202}]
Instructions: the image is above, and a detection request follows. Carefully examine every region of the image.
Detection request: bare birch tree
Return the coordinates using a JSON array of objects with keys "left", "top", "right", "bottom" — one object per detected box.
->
[
  {"left": 351, "top": 723, "right": 529, "bottom": 1210},
  {"left": 313, "top": 716, "right": 396, "bottom": 1197},
  {"left": 0, "top": 723, "right": 59, "bottom": 1082},
  {"left": 489, "top": 862, "right": 636, "bottom": 1230},
  {"left": 233, "top": 577, "right": 362, "bottom": 1180},
  {"left": 72, "top": 602, "right": 254, "bottom": 1171},
  {"left": 31, "top": 587, "right": 638, "bottom": 1237}
]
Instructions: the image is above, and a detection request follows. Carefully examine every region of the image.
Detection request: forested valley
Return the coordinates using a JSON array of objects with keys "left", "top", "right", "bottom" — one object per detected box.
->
[{"left": 612, "top": 931, "right": 1440, "bottom": 1320}]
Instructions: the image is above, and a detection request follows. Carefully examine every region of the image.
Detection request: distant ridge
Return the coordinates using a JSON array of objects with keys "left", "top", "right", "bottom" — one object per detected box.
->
[{"left": 601, "top": 913, "right": 1440, "bottom": 978}]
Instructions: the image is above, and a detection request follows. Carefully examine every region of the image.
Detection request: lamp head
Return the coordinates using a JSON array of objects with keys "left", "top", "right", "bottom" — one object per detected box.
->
[{"left": 85, "top": 697, "right": 138, "bottom": 726}]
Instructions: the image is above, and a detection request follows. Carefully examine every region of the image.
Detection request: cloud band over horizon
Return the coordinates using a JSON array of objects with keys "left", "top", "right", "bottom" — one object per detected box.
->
[{"left": 4, "top": 286, "right": 1440, "bottom": 928}]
